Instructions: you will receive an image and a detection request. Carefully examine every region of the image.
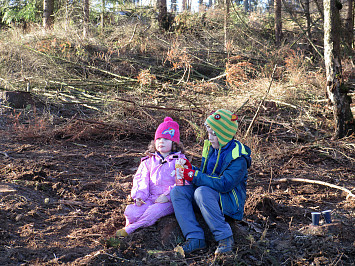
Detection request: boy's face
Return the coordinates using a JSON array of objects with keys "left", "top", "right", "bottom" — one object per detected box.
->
[
  {"left": 155, "top": 138, "right": 173, "bottom": 156},
  {"left": 206, "top": 127, "right": 219, "bottom": 149}
]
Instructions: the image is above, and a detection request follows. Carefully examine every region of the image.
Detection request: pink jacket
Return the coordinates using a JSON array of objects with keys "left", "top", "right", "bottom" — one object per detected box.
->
[{"left": 131, "top": 152, "right": 187, "bottom": 202}]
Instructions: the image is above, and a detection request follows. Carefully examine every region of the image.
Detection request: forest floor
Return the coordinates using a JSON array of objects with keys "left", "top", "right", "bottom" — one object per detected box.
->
[{"left": 0, "top": 90, "right": 354, "bottom": 265}]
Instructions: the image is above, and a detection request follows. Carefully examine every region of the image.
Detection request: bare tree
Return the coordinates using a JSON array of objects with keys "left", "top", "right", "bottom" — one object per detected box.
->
[
  {"left": 43, "top": 0, "right": 54, "bottom": 29},
  {"left": 267, "top": 0, "right": 274, "bottom": 14},
  {"left": 297, "top": 0, "right": 312, "bottom": 50},
  {"left": 157, "top": 0, "right": 169, "bottom": 30},
  {"left": 314, "top": 0, "right": 324, "bottom": 20},
  {"left": 344, "top": 0, "right": 354, "bottom": 49},
  {"left": 275, "top": 0, "right": 282, "bottom": 46},
  {"left": 171, "top": 0, "right": 177, "bottom": 12},
  {"left": 182, "top": 0, "right": 191, "bottom": 11},
  {"left": 100, "top": 0, "right": 105, "bottom": 32},
  {"left": 244, "top": 0, "right": 249, "bottom": 12},
  {"left": 324, "top": 0, "right": 355, "bottom": 138},
  {"left": 303, "top": 0, "right": 311, "bottom": 42},
  {"left": 182, "top": 0, "right": 187, "bottom": 11},
  {"left": 83, "top": 0, "right": 90, "bottom": 38},
  {"left": 224, "top": 0, "right": 230, "bottom": 51}
]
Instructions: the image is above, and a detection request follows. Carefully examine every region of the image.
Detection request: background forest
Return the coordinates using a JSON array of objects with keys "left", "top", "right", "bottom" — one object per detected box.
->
[{"left": 0, "top": 0, "right": 354, "bottom": 265}]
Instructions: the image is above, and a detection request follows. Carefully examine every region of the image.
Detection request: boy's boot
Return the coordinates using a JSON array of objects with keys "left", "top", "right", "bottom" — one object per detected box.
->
[
  {"left": 181, "top": 238, "right": 206, "bottom": 254},
  {"left": 215, "top": 236, "right": 234, "bottom": 254}
]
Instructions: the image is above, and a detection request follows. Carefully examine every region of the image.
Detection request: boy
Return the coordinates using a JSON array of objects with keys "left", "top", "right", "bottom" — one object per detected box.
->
[{"left": 171, "top": 109, "right": 252, "bottom": 255}]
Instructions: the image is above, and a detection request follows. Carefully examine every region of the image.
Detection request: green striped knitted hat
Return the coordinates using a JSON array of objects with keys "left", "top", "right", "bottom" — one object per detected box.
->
[{"left": 205, "top": 109, "right": 238, "bottom": 147}]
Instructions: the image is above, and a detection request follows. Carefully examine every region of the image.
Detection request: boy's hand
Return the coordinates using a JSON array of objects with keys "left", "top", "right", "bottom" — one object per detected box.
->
[
  {"left": 155, "top": 194, "right": 169, "bottom": 203},
  {"left": 181, "top": 168, "right": 195, "bottom": 182}
]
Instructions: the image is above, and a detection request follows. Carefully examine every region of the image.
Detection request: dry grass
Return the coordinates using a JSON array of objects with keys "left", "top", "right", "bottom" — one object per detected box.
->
[{"left": 1, "top": 6, "right": 353, "bottom": 164}]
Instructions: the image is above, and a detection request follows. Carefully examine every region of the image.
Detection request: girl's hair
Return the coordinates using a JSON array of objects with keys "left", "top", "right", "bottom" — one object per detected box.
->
[{"left": 145, "top": 140, "right": 185, "bottom": 156}]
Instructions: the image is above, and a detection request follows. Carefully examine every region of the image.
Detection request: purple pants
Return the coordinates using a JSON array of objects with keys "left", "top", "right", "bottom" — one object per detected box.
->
[{"left": 124, "top": 199, "right": 174, "bottom": 234}]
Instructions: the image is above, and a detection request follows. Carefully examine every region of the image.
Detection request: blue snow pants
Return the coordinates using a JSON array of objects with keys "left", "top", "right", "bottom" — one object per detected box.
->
[{"left": 171, "top": 185, "right": 233, "bottom": 241}]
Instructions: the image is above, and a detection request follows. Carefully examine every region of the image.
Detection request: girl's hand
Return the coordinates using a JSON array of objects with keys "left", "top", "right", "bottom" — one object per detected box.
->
[
  {"left": 135, "top": 198, "right": 145, "bottom": 207},
  {"left": 155, "top": 194, "right": 169, "bottom": 203}
]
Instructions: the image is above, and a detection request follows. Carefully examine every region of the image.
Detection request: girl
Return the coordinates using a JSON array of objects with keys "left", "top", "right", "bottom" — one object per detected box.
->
[{"left": 115, "top": 117, "right": 187, "bottom": 237}]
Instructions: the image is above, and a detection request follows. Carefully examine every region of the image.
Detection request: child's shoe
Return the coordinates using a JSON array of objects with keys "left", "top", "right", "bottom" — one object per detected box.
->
[
  {"left": 214, "top": 236, "right": 234, "bottom": 254},
  {"left": 105, "top": 229, "right": 128, "bottom": 247},
  {"left": 106, "top": 237, "right": 121, "bottom": 247},
  {"left": 115, "top": 228, "right": 128, "bottom": 237},
  {"left": 180, "top": 238, "right": 206, "bottom": 254}
]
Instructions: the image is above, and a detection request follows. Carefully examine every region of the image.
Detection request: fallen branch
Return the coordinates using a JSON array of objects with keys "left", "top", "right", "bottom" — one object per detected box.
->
[
  {"left": 0, "top": 151, "right": 13, "bottom": 159},
  {"left": 0, "top": 184, "right": 16, "bottom": 193},
  {"left": 101, "top": 251, "right": 131, "bottom": 262},
  {"left": 75, "top": 118, "right": 121, "bottom": 129},
  {"left": 58, "top": 199, "right": 99, "bottom": 207},
  {"left": 23, "top": 45, "right": 137, "bottom": 81},
  {"left": 207, "top": 73, "right": 226, "bottom": 82},
  {"left": 236, "top": 99, "right": 249, "bottom": 112},
  {"left": 67, "top": 233, "right": 102, "bottom": 239},
  {"left": 121, "top": 23, "right": 139, "bottom": 49},
  {"left": 317, "top": 146, "right": 355, "bottom": 163},
  {"left": 115, "top": 97, "right": 203, "bottom": 114},
  {"left": 244, "top": 64, "right": 277, "bottom": 139},
  {"left": 275, "top": 177, "right": 355, "bottom": 199},
  {"left": 73, "top": 117, "right": 149, "bottom": 136},
  {"left": 0, "top": 151, "right": 9, "bottom": 157}
]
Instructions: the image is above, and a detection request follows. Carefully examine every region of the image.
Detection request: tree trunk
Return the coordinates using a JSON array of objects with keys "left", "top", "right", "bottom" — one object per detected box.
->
[
  {"left": 300, "top": 0, "right": 312, "bottom": 51},
  {"left": 83, "top": 0, "right": 90, "bottom": 38},
  {"left": 65, "top": 0, "right": 69, "bottom": 31},
  {"left": 344, "top": 0, "right": 354, "bottom": 49},
  {"left": 244, "top": 0, "right": 249, "bottom": 12},
  {"left": 182, "top": 0, "right": 187, "bottom": 11},
  {"left": 100, "top": 0, "right": 105, "bottom": 32},
  {"left": 275, "top": 0, "right": 282, "bottom": 46},
  {"left": 268, "top": 0, "right": 274, "bottom": 14},
  {"left": 198, "top": 0, "right": 204, "bottom": 12},
  {"left": 171, "top": 0, "right": 177, "bottom": 12},
  {"left": 43, "top": 0, "right": 54, "bottom": 29},
  {"left": 314, "top": 0, "right": 324, "bottom": 20},
  {"left": 324, "top": 0, "right": 355, "bottom": 139},
  {"left": 157, "top": 0, "right": 168, "bottom": 30},
  {"left": 224, "top": 0, "right": 230, "bottom": 52},
  {"left": 182, "top": 0, "right": 191, "bottom": 11},
  {"left": 304, "top": 0, "right": 311, "bottom": 42}
]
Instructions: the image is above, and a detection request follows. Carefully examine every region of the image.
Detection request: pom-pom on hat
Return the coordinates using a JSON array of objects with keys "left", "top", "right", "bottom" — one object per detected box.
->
[
  {"left": 155, "top": 117, "right": 180, "bottom": 144},
  {"left": 205, "top": 109, "right": 238, "bottom": 147}
]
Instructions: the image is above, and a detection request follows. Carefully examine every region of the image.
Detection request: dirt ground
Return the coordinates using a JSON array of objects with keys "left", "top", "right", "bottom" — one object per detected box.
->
[{"left": 0, "top": 101, "right": 354, "bottom": 265}]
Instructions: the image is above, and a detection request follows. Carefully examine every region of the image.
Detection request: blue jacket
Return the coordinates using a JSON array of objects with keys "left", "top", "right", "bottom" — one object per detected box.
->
[{"left": 191, "top": 139, "right": 252, "bottom": 220}]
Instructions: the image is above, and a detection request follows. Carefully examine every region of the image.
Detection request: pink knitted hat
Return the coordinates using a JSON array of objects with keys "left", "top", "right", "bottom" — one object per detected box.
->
[{"left": 154, "top": 117, "right": 180, "bottom": 143}]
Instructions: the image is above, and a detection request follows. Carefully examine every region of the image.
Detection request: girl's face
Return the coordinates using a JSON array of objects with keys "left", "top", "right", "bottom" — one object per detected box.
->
[
  {"left": 207, "top": 128, "right": 220, "bottom": 149},
  {"left": 155, "top": 138, "right": 173, "bottom": 157}
]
